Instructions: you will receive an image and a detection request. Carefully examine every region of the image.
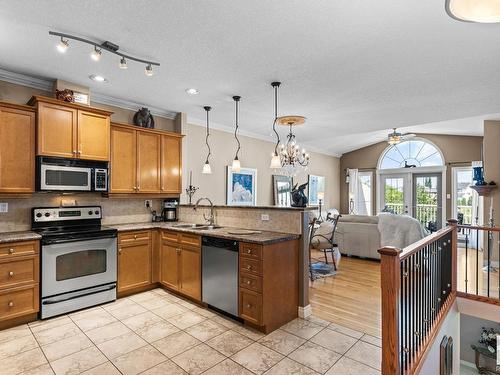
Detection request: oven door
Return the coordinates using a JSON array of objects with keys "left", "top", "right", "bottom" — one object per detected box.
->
[
  {"left": 41, "top": 237, "right": 117, "bottom": 298},
  {"left": 40, "top": 164, "right": 92, "bottom": 191}
]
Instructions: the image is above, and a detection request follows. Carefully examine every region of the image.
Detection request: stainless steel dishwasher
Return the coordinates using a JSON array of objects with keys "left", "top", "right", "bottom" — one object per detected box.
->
[{"left": 202, "top": 236, "right": 239, "bottom": 317}]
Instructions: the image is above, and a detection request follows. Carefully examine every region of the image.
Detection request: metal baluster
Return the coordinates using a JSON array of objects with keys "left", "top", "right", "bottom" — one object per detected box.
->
[
  {"left": 410, "top": 254, "right": 414, "bottom": 365},
  {"left": 404, "top": 257, "right": 409, "bottom": 372},
  {"left": 400, "top": 264, "right": 404, "bottom": 375},
  {"left": 487, "top": 230, "right": 491, "bottom": 298},
  {"left": 465, "top": 230, "right": 469, "bottom": 294},
  {"left": 476, "top": 228, "right": 479, "bottom": 296}
]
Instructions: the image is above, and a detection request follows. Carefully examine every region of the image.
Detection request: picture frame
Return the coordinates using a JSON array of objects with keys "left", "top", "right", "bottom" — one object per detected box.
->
[
  {"left": 226, "top": 166, "right": 257, "bottom": 206},
  {"left": 273, "top": 175, "right": 293, "bottom": 207},
  {"left": 308, "top": 175, "right": 326, "bottom": 206}
]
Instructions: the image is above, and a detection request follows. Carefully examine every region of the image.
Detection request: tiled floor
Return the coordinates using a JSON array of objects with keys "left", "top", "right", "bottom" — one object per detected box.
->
[{"left": 0, "top": 288, "right": 381, "bottom": 375}]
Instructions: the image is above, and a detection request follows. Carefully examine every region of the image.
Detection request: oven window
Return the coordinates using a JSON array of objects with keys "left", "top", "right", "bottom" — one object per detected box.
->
[
  {"left": 56, "top": 250, "right": 107, "bottom": 281},
  {"left": 46, "top": 170, "right": 89, "bottom": 187}
]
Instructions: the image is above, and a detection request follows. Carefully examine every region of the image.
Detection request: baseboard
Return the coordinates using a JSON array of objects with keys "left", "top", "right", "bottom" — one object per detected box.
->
[{"left": 298, "top": 305, "right": 312, "bottom": 318}]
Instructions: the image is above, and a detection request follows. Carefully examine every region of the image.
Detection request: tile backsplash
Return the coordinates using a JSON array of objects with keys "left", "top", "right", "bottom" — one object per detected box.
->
[{"left": 0, "top": 194, "right": 162, "bottom": 232}]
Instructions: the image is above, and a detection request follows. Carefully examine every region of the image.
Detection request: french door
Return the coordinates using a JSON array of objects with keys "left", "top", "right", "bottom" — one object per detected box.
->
[{"left": 379, "top": 171, "right": 443, "bottom": 230}]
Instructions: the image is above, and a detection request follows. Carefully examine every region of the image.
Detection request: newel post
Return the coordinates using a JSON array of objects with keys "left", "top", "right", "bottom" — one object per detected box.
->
[
  {"left": 378, "top": 246, "right": 402, "bottom": 375},
  {"left": 447, "top": 219, "right": 458, "bottom": 293}
]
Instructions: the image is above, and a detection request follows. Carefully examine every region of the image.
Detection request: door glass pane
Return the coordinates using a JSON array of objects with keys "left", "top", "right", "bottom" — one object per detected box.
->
[
  {"left": 455, "top": 169, "right": 474, "bottom": 224},
  {"left": 384, "top": 177, "right": 405, "bottom": 214},
  {"left": 56, "top": 250, "right": 107, "bottom": 281},
  {"left": 414, "top": 176, "right": 439, "bottom": 227},
  {"left": 357, "top": 173, "right": 372, "bottom": 215},
  {"left": 46, "top": 170, "right": 89, "bottom": 187}
]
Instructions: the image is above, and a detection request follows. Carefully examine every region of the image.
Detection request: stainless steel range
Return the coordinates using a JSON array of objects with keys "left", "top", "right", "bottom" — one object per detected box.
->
[{"left": 32, "top": 206, "right": 117, "bottom": 319}]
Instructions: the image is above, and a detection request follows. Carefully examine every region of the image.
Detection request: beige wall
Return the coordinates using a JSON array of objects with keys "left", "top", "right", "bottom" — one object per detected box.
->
[
  {"left": 339, "top": 134, "right": 483, "bottom": 217},
  {"left": 181, "top": 123, "right": 341, "bottom": 209}
]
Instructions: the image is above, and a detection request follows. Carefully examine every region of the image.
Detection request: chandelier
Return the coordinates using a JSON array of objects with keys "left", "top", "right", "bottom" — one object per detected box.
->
[
  {"left": 276, "top": 116, "right": 310, "bottom": 176},
  {"left": 269, "top": 82, "right": 310, "bottom": 176}
]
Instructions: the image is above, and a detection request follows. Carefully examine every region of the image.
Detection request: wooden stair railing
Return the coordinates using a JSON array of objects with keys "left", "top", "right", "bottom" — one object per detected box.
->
[{"left": 379, "top": 220, "right": 458, "bottom": 375}]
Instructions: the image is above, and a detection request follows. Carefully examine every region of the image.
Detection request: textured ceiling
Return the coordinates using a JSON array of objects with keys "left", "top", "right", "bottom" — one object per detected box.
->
[{"left": 0, "top": 0, "right": 498, "bottom": 156}]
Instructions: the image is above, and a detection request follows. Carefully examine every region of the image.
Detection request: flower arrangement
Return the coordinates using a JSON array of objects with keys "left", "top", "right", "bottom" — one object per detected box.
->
[{"left": 478, "top": 327, "right": 498, "bottom": 354}]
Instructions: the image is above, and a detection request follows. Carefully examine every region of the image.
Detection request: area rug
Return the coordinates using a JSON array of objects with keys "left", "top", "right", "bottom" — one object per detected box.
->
[{"left": 310, "top": 261, "right": 337, "bottom": 280}]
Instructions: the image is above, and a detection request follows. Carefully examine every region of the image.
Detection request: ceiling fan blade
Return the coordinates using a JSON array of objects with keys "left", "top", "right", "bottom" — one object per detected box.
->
[{"left": 403, "top": 133, "right": 416, "bottom": 138}]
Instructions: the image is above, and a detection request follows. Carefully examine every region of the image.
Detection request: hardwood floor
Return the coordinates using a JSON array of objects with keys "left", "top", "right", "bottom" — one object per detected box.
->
[
  {"left": 308, "top": 246, "right": 499, "bottom": 340},
  {"left": 309, "top": 251, "right": 382, "bottom": 337}
]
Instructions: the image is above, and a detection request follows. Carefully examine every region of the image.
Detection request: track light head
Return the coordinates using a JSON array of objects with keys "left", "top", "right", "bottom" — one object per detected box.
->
[
  {"left": 57, "top": 37, "right": 69, "bottom": 53},
  {"left": 145, "top": 63, "right": 154, "bottom": 76},
  {"left": 119, "top": 57, "right": 128, "bottom": 69},
  {"left": 91, "top": 46, "right": 102, "bottom": 61}
]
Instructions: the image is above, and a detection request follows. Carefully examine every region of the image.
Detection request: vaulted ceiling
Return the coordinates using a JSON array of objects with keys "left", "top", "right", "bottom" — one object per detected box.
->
[{"left": 0, "top": 0, "right": 498, "bottom": 155}]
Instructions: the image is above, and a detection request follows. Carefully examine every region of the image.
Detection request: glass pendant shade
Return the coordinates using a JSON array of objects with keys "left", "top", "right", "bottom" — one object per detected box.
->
[
  {"left": 446, "top": 0, "right": 500, "bottom": 22},
  {"left": 270, "top": 153, "right": 281, "bottom": 169},
  {"left": 232, "top": 158, "right": 241, "bottom": 172},
  {"left": 202, "top": 161, "right": 212, "bottom": 174}
]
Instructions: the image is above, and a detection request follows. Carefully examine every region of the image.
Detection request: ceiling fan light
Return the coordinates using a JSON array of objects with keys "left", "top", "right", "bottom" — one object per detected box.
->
[{"left": 446, "top": 0, "right": 500, "bottom": 22}]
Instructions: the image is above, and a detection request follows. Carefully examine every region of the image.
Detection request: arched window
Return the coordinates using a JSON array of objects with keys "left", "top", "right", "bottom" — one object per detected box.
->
[{"left": 379, "top": 139, "right": 444, "bottom": 169}]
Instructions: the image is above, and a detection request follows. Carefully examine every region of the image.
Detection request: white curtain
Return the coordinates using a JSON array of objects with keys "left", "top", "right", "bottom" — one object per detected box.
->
[{"left": 348, "top": 168, "right": 358, "bottom": 214}]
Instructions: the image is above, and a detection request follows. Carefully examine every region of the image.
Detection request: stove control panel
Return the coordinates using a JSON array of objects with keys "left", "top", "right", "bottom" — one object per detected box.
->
[{"left": 33, "top": 206, "right": 102, "bottom": 222}]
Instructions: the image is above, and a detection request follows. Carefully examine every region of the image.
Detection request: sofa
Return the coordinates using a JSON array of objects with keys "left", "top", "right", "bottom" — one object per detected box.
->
[{"left": 325, "top": 212, "right": 428, "bottom": 260}]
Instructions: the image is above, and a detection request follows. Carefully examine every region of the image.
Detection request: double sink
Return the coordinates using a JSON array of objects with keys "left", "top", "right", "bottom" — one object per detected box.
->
[{"left": 172, "top": 223, "right": 223, "bottom": 231}]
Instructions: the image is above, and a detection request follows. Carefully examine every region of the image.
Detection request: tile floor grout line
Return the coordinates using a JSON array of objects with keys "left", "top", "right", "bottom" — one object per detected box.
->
[{"left": 27, "top": 322, "right": 57, "bottom": 375}]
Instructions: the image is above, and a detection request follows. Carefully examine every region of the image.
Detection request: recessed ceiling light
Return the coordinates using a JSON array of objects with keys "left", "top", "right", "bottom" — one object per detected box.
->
[
  {"left": 89, "top": 74, "right": 108, "bottom": 83},
  {"left": 186, "top": 88, "right": 199, "bottom": 95}
]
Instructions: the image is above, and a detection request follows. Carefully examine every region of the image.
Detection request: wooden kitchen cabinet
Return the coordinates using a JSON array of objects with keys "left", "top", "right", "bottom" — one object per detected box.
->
[
  {"left": 0, "top": 103, "right": 35, "bottom": 193},
  {"left": 110, "top": 125, "right": 137, "bottom": 193},
  {"left": 110, "top": 123, "right": 183, "bottom": 195},
  {"left": 160, "top": 230, "right": 201, "bottom": 301},
  {"left": 0, "top": 240, "right": 40, "bottom": 329},
  {"left": 161, "top": 135, "right": 182, "bottom": 193},
  {"left": 29, "top": 96, "right": 112, "bottom": 161},
  {"left": 117, "top": 231, "right": 152, "bottom": 295},
  {"left": 137, "top": 131, "right": 161, "bottom": 193}
]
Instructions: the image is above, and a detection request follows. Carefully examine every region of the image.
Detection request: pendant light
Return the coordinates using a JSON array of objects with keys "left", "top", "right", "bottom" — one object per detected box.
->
[
  {"left": 270, "top": 82, "right": 282, "bottom": 169},
  {"left": 232, "top": 96, "right": 242, "bottom": 172},
  {"left": 202, "top": 106, "right": 212, "bottom": 174}
]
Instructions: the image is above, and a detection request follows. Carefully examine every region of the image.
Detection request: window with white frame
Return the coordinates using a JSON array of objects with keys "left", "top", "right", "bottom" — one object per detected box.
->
[{"left": 348, "top": 169, "right": 373, "bottom": 215}]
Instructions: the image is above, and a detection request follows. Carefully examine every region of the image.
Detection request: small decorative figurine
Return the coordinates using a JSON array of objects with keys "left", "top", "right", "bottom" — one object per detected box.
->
[
  {"left": 291, "top": 182, "right": 309, "bottom": 207},
  {"left": 55, "top": 89, "right": 75, "bottom": 103},
  {"left": 133, "top": 107, "right": 155, "bottom": 129}
]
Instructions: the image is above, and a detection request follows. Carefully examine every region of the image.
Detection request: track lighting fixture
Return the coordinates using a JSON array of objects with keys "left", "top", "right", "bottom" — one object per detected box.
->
[
  {"left": 91, "top": 46, "right": 102, "bottom": 61},
  {"left": 57, "top": 37, "right": 69, "bottom": 53},
  {"left": 232, "top": 96, "right": 242, "bottom": 172},
  {"left": 49, "top": 31, "right": 160, "bottom": 74},
  {"left": 119, "top": 57, "right": 128, "bottom": 69},
  {"left": 202, "top": 106, "right": 213, "bottom": 174}
]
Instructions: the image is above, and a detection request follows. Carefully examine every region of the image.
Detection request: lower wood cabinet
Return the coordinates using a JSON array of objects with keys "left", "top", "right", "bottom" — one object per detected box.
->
[
  {"left": 0, "top": 240, "right": 40, "bottom": 328},
  {"left": 117, "top": 231, "right": 152, "bottom": 294},
  {"left": 160, "top": 231, "right": 201, "bottom": 301}
]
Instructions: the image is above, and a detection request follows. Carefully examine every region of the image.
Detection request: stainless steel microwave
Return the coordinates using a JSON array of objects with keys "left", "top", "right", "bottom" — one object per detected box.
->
[{"left": 37, "top": 157, "right": 108, "bottom": 192}]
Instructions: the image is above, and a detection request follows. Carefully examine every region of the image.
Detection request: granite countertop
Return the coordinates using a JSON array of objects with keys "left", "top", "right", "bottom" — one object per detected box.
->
[
  {"left": 111, "top": 222, "right": 300, "bottom": 245},
  {"left": 0, "top": 231, "right": 42, "bottom": 244}
]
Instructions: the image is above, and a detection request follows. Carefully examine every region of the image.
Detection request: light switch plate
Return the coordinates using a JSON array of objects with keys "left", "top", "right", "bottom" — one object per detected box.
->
[
  {"left": 261, "top": 214, "right": 270, "bottom": 221},
  {"left": 0, "top": 203, "right": 8, "bottom": 213}
]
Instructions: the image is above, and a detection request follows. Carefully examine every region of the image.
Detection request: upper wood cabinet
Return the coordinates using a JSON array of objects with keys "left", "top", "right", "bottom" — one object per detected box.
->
[
  {"left": 110, "top": 123, "right": 182, "bottom": 195},
  {"left": 0, "top": 103, "right": 35, "bottom": 193},
  {"left": 29, "top": 96, "right": 111, "bottom": 161},
  {"left": 161, "top": 135, "right": 182, "bottom": 193}
]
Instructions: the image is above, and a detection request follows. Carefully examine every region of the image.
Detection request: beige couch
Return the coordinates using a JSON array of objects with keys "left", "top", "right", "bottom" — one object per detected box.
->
[{"left": 333, "top": 214, "right": 381, "bottom": 260}]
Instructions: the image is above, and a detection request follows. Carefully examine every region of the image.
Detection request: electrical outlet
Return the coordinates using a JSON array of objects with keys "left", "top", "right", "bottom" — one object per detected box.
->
[
  {"left": 0, "top": 203, "right": 8, "bottom": 213},
  {"left": 261, "top": 214, "right": 270, "bottom": 221},
  {"left": 144, "top": 200, "right": 153, "bottom": 209}
]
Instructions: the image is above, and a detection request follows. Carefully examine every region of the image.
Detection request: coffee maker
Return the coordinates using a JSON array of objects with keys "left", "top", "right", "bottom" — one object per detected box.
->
[{"left": 162, "top": 198, "right": 179, "bottom": 222}]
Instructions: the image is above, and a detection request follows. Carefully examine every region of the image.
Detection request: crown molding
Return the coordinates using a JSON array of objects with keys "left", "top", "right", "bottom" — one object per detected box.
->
[{"left": 0, "top": 67, "right": 178, "bottom": 119}]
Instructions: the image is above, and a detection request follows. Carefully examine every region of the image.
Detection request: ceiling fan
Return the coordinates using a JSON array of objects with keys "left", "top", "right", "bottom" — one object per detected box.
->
[{"left": 387, "top": 128, "right": 416, "bottom": 145}]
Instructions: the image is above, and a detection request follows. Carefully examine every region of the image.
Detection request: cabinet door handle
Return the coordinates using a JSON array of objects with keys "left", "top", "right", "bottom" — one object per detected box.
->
[
  {"left": 8, "top": 248, "right": 14, "bottom": 254},
  {"left": 8, "top": 301, "right": 14, "bottom": 307},
  {"left": 134, "top": 235, "right": 137, "bottom": 239},
  {"left": 246, "top": 304, "right": 252, "bottom": 308},
  {"left": 118, "top": 248, "right": 122, "bottom": 254},
  {"left": 246, "top": 265, "right": 251, "bottom": 270},
  {"left": 246, "top": 280, "right": 251, "bottom": 285},
  {"left": 8, "top": 271, "right": 14, "bottom": 277},
  {"left": 72, "top": 150, "right": 77, "bottom": 155},
  {"left": 246, "top": 249, "right": 252, "bottom": 254},
  {"left": 77, "top": 150, "right": 82, "bottom": 155}
]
